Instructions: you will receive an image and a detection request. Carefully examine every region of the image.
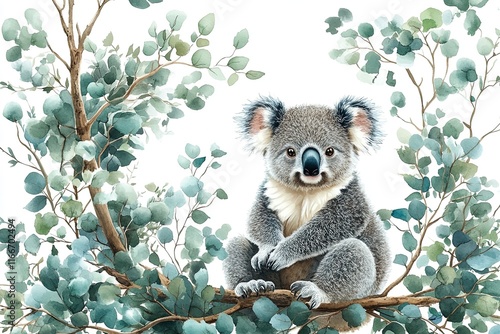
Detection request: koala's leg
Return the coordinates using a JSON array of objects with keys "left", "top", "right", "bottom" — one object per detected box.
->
[
  {"left": 223, "top": 236, "right": 279, "bottom": 297},
  {"left": 291, "top": 238, "right": 376, "bottom": 308}
]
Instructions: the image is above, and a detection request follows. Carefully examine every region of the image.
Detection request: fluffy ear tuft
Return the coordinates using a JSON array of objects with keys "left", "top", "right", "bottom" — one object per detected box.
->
[
  {"left": 235, "top": 96, "right": 285, "bottom": 154},
  {"left": 335, "top": 96, "right": 383, "bottom": 154}
]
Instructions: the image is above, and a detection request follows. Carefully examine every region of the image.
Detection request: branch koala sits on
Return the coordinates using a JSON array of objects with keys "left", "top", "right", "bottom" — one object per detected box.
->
[{"left": 223, "top": 96, "right": 391, "bottom": 314}]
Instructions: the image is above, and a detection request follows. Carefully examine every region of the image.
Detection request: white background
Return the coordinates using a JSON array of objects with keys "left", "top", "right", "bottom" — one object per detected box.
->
[{"left": 0, "top": 0, "right": 499, "bottom": 324}]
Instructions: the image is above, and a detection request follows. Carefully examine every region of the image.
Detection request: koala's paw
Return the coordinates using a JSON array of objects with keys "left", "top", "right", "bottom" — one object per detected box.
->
[
  {"left": 251, "top": 246, "right": 274, "bottom": 271},
  {"left": 266, "top": 243, "right": 295, "bottom": 271},
  {"left": 290, "top": 281, "right": 330, "bottom": 309},
  {"left": 234, "top": 279, "right": 275, "bottom": 298}
]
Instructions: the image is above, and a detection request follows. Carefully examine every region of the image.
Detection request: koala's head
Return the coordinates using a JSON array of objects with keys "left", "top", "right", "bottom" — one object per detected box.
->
[{"left": 237, "top": 96, "right": 382, "bottom": 191}]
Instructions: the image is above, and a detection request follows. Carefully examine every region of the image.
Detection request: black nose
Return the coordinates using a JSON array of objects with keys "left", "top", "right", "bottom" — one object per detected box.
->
[{"left": 302, "top": 148, "right": 320, "bottom": 176}]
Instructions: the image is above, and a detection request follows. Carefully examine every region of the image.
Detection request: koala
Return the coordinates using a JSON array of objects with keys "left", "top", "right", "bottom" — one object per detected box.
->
[{"left": 223, "top": 96, "right": 391, "bottom": 313}]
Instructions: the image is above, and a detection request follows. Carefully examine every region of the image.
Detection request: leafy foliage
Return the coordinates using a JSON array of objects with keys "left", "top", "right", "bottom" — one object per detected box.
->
[
  {"left": 2, "top": 0, "right": 500, "bottom": 333},
  {"left": 327, "top": 1, "right": 500, "bottom": 333}
]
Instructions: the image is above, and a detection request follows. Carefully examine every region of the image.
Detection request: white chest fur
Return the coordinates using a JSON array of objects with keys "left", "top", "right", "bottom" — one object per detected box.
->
[{"left": 264, "top": 178, "right": 352, "bottom": 237}]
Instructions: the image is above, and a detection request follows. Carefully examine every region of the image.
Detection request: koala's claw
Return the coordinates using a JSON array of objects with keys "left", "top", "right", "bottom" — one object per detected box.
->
[
  {"left": 290, "top": 281, "right": 330, "bottom": 309},
  {"left": 234, "top": 279, "right": 275, "bottom": 298},
  {"left": 251, "top": 247, "right": 275, "bottom": 271}
]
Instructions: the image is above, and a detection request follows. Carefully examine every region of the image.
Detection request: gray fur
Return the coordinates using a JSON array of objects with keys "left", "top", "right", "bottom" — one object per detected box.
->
[{"left": 224, "top": 96, "right": 391, "bottom": 312}]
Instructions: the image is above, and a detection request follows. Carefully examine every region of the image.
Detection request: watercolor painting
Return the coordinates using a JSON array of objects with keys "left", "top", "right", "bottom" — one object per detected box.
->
[{"left": 0, "top": 0, "right": 499, "bottom": 333}]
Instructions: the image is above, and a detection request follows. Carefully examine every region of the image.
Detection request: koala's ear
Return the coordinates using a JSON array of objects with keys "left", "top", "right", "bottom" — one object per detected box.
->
[
  {"left": 236, "top": 96, "right": 285, "bottom": 154},
  {"left": 335, "top": 96, "right": 383, "bottom": 154}
]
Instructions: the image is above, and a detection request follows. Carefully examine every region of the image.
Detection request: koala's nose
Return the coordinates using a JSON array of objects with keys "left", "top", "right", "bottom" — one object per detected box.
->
[{"left": 302, "top": 148, "right": 320, "bottom": 176}]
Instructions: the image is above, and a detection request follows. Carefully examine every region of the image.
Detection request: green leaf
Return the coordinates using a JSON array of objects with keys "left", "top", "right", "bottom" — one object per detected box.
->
[
  {"left": 191, "top": 49, "right": 211, "bottom": 68},
  {"left": 3, "top": 101, "right": 23, "bottom": 122},
  {"left": 342, "top": 304, "right": 366, "bottom": 328},
  {"left": 25, "top": 195, "right": 47, "bottom": 212},
  {"left": 443, "top": 118, "right": 464, "bottom": 138},
  {"left": 441, "top": 39, "right": 459, "bottom": 58},
  {"left": 143, "top": 41, "right": 157, "bottom": 56},
  {"left": 193, "top": 157, "right": 206, "bottom": 168},
  {"left": 6, "top": 46, "right": 22, "bottom": 62},
  {"left": 325, "top": 16, "right": 343, "bottom": 34},
  {"left": 25, "top": 119, "right": 49, "bottom": 143},
  {"left": 358, "top": 23, "right": 374, "bottom": 38},
  {"left": 40, "top": 267, "right": 59, "bottom": 291},
  {"left": 24, "top": 171, "right": 46, "bottom": 195},
  {"left": 233, "top": 28, "right": 249, "bottom": 49},
  {"left": 198, "top": 13, "right": 215, "bottom": 36},
  {"left": 464, "top": 10, "right": 481, "bottom": 36},
  {"left": 338, "top": 8, "right": 353, "bottom": 22},
  {"left": 390, "top": 91, "right": 406, "bottom": 108},
  {"left": 178, "top": 155, "right": 191, "bottom": 169},
  {"left": 461, "top": 137, "right": 482, "bottom": 159},
  {"left": 227, "top": 73, "right": 238, "bottom": 86},
  {"left": 216, "top": 313, "right": 234, "bottom": 334},
  {"left": 2, "top": 18, "right": 20, "bottom": 41},
  {"left": 472, "top": 295, "right": 500, "bottom": 317},
  {"left": 79, "top": 212, "right": 98, "bottom": 232},
  {"left": 246, "top": 70, "right": 265, "bottom": 80},
  {"left": 75, "top": 141, "right": 96, "bottom": 161},
  {"left": 467, "top": 248, "right": 500, "bottom": 271},
  {"left": 253, "top": 297, "right": 279, "bottom": 322},
  {"left": 185, "top": 143, "right": 200, "bottom": 159},
  {"left": 210, "top": 143, "right": 227, "bottom": 157},
  {"left": 403, "top": 231, "right": 418, "bottom": 252},
  {"left": 68, "top": 277, "right": 91, "bottom": 297},
  {"left": 364, "top": 51, "right": 381, "bottom": 74},
  {"left": 115, "top": 251, "right": 134, "bottom": 273},
  {"left": 158, "top": 226, "right": 173, "bottom": 244},
  {"left": 25, "top": 8, "right": 43, "bottom": 31},
  {"left": 112, "top": 112, "right": 142, "bottom": 135},
  {"left": 24, "top": 234, "right": 41, "bottom": 255},
  {"left": 132, "top": 207, "right": 152, "bottom": 226},
  {"left": 129, "top": 0, "right": 150, "bottom": 9},
  {"left": 35, "top": 212, "right": 58, "bottom": 235},
  {"left": 270, "top": 313, "right": 292, "bottom": 331},
  {"left": 404, "top": 275, "right": 423, "bottom": 293},
  {"left": 166, "top": 10, "right": 186, "bottom": 30},
  {"left": 437, "top": 266, "right": 456, "bottom": 284},
  {"left": 409, "top": 200, "right": 426, "bottom": 220},
  {"left": 216, "top": 188, "right": 228, "bottom": 199},
  {"left": 61, "top": 200, "right": 83, "bottom": 218},
  {"left": 192, "top": 209, "right": 210, "bottom": 224},
  {"left": 477, "top": 37, "right": 494, "bottom": 56},
  {"left": 71, "top": 312, "right": 89, "bottom": 327},
  {"left": 420, "top": 8, "right": 443, "bottom": 32},
  {"left": 227, "top": 56, "right": 249, "bottom": 71},
  {"left": 181, "top": 176, "right": 203, "bottom": 197}
]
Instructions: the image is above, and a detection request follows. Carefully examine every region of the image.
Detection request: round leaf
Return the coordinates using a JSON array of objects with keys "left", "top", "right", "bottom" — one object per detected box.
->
[
  {"left": 24, "top": 172, "right": 45, "bottom": 195},
  {"left": 252, "top": 297, "right": 279, "bottom": 322},
  {"left": 227, "top": 56, "right": 249, "bottom": 71},
  {"left": 157, "top": 226, "right": 173, "bottom": 244},
  {"left": 440, "top": 39, "right": 459, "bottom": 58},
  {"left": 61, "top": 200, "right": 83, "bottom": 218},
  {"left": 390, "top": 91, "right": 406, "bottom": 108},
  {"left": 191, "top": 49, "right": 211, "bottom": 68},
  {"left": 477, "top": 37, "right": 494, "bottom": 56},
  {"left": 358, "top": 23, "right": 374, "bottom": 38},
  {"left": 112, "top": 112, "right": 142, "bottom": 134},
  {"left": 2, "top": 18, "right": 20, "bottom": 41},
  {"left": 3, "top": 101, "right": 23, "bottom": 122},
  {"left": 342, "top": 303, "right": 366, "bottom": 328},
  {"left": 181, "top": 176, "right": 203, "bottom": 197},
  {"left": 132, "top": 207, "right": 152, "bottom": 226},
  {"left": 409, "top": 200, "right": 426, "bottom": 220}
]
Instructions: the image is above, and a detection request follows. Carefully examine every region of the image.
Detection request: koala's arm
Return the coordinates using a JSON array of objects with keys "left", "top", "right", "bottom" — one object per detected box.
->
[
  {"left": 267, "top": 191, "right": 369, "bottom": 271},
  {"left": 246, "top": 186, "right": 284, "bottom": 269}
]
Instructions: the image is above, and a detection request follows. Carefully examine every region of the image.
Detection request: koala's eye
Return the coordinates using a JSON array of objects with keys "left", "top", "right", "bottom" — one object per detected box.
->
[
  {"left": 286, "top": 148, "right": 296, "bottom": 157},
  {"left": 325, "top": 147, "right": 335, "bottom": 157}
]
